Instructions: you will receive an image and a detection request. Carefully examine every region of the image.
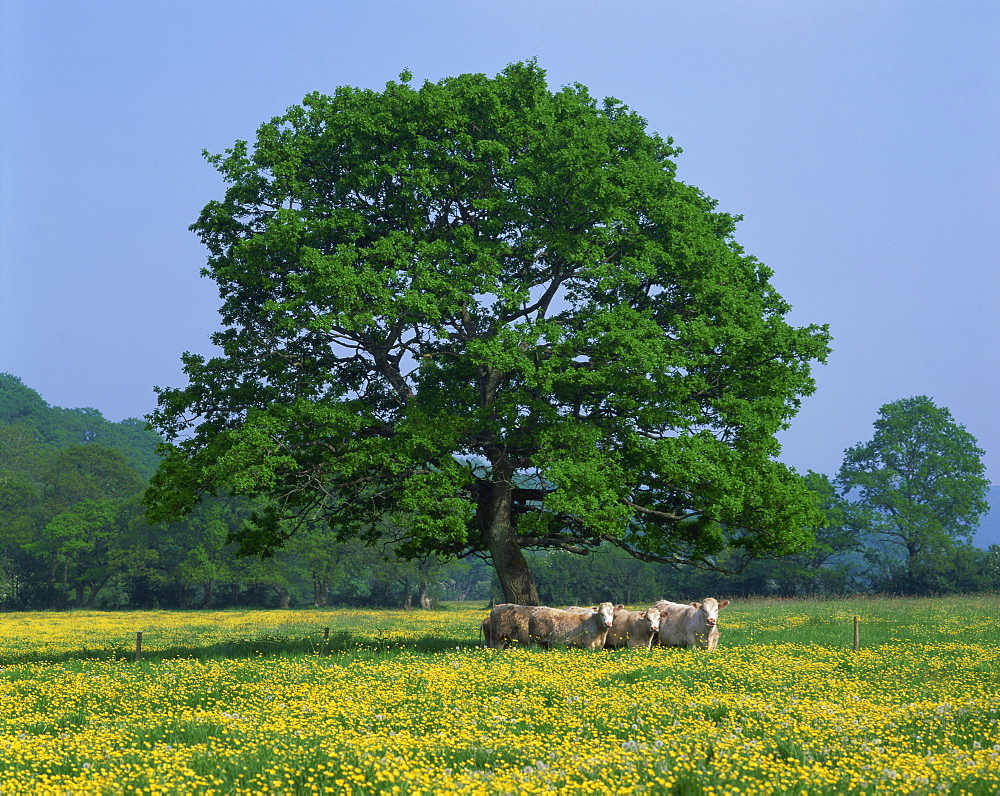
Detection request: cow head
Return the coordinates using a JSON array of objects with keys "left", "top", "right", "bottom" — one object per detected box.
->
[
  {"left": 692, "top": 597, "right": 729, "bottom": 628},
  {"left": 642, "top": 607, "right": 662, "bottom": 634},
  {"left": 591, "top": 602, "right": 617, "bottom": 628}
]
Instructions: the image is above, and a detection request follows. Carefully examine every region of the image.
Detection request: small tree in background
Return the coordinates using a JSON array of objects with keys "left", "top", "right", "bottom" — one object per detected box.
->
[{"left": 837, "top": 396, "right": 990, "bottom": 593}]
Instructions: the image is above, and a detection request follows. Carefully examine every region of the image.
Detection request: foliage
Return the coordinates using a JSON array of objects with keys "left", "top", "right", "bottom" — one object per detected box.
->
[
  {"left": 0, "top": 374, "right": 163, "bottom": 477},
  {"left": 145, "top": 61, "right": 831, "bottom": 604},
  {"left": 530, "top": 545, "right": 661, "bottom": 606},
  {"left": 837, "top": 396, "right": 990, "bottom": 593},
  {"left": 742, "top": 471, "right": 861, "bottom": 595},
  {"left": 3, "top": 376, "right": 999, "bottom": 608},
  {"left": 0, "top": 371, "right": 480, "bottom": 608}
]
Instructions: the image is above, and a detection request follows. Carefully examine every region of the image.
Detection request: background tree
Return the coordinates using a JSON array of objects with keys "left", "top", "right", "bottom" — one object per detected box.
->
[
  {"left": 0, "top": 425, "right": 42, "bottom": 549},
  {"left": 757, "top": 471, "right": 861, "bottom": 595},
  {"left": 160, "top": 498, "right": 248, "bottom": 608},
  {"left": 26, "top": 447, "right": 145, "bottom": 607},
  {"left": 40, "top": 445, "right": 145, "bottom": 510},
  {"left": 837, "top": 396, "right": 990, "bottom": 593},
  {"left": 145, "top": 61, "right": 831, "bottom": 604},
  {"left": 433, "top": 556, "right": 493, "bottom": 603},
  {"left": 281, "top": 518, "right": 344, "bottom": 607},
  {"left": 30, "top": 498, "right": 135, "bottom": 607},
  {"left": 532, "top": 545, "right": 661, "bottom": 606}
]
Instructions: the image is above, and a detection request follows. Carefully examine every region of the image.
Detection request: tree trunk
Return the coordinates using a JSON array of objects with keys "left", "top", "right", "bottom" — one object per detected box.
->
[
  {"left": 479, "top": 461, "right": 539, "bottom": 606},
  {"left": 418, "top": 581, "right": 432, "bottom": 610},
  {"left": 314, "top": 578, "right": 329, "bottom": 607},
  {"left": 85, "top": 577, "right": 111, "bottom": 608}
]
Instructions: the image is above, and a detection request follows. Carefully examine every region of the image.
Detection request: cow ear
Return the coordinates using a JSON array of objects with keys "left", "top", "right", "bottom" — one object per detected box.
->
[
  {"left": 616, "top": 604, "right": 624, "bottom": 610},
  {"left": 590, "top": 606, "right": 599, "bottom": 612},
  {"left": 719, "top": 599, "right": 730, "bottom": 609},
  {"left": 690, "top": 602, "right": 701, "bottom": 609}
]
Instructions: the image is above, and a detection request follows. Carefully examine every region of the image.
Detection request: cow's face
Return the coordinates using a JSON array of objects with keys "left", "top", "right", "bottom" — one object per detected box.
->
[
  {"left": 695, "top": 597, "right": 729, "bottom": 628},
  {"left": 644, "top": 607, "right": 661, "bottom": 634},
  {"left": 595, "top": 602, "right": 616, "bottom": 628}
]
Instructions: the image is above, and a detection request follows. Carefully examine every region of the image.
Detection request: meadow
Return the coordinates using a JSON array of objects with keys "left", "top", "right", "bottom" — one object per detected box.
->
[{"left": 0, "top": 597, "right": 999, "bottom": 794}]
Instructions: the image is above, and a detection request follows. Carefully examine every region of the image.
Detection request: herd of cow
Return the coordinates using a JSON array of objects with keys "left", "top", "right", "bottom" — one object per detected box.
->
[{"left": 481, "top": 598, "right": 730, "bottom": 651}]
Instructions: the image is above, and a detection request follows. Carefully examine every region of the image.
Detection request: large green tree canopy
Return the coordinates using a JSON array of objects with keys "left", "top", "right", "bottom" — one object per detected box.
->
[{"left": 145, "top": 61, "right": 831, "bottom": 604}]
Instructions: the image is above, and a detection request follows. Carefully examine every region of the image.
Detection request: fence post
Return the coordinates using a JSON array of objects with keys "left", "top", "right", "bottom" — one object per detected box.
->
[
  {"left": 135, "top": 631, "right": 143, "bottom": 662},
  {"left": 853, "top": 616, "right": 859, "bottom": 651},
  {"left": 321, "top": 626, "right": 330, "bottom": 655}
]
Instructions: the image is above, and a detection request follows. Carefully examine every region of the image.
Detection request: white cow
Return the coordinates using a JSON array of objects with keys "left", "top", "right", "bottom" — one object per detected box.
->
[
  {"left": 604, "top": 606, "right": 664, "bottom": 650},
  {"left": 483, "top": 603, "right": 534, "bottom": 649},
  {"left": 652, "top": 597, "right": 729, "bottom": 650},
  {"left": 528, "top": 602, "right": 618, "bottom": 650}
]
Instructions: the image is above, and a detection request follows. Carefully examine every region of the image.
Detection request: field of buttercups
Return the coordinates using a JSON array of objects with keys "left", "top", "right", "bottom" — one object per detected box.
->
[{"left": 0, "top": 597, "right": 999, "bottom": 794}]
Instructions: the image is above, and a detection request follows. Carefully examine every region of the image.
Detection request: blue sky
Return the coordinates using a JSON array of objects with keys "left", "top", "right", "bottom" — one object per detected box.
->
[{"left": 3, "top": 1, "right": 998, "bottom": 482}]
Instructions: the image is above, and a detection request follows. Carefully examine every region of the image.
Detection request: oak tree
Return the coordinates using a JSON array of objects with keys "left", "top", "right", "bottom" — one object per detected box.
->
[
  {"left": 145, "top": 62, "right": 830, "bottom": 604},
  {"left": 837, "top": 395, "right": 990, "bottom": 590}
]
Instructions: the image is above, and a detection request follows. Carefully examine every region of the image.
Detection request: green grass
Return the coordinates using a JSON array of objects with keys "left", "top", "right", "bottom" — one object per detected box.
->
[{"left": 0, "top": 598, "right": 998, "bottom": 793}]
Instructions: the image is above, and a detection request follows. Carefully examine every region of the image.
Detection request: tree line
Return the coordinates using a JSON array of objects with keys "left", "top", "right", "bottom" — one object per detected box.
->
[
  {"left": 0, "top": 374, "right": 994, "bottom": 610},
  {"left": 0, "top": 373, "right": 476, "bottom": 608}
]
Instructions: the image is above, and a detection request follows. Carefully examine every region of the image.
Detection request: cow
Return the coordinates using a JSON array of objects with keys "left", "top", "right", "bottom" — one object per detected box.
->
[
  {"left": 482, "top": 603, "right": 534, "bottom": 649},
  {"left": 604, "top": 606, "right": 665, "bottom": 650},
  {"left": 652, "top": 597, "right": 730, "bottom": 650},
  {"left": 527, "top": 602, "right": 618, "bottom": 650}
]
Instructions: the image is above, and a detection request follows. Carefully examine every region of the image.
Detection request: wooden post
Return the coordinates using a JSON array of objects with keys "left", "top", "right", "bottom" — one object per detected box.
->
[
  {"left": 853, "top": 616, "right": 859, "bottom": 651},
  {"left": 321, "top": 627, "right": 330, "bottom": 655},
  {"left": 135, "top": 631, "right": 143, "bottom": 662}
]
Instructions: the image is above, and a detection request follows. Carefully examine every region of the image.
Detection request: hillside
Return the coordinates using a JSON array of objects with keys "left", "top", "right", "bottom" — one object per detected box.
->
[{"left": 0, "top": 373, "right": 163, "bottom": 477}]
